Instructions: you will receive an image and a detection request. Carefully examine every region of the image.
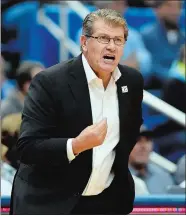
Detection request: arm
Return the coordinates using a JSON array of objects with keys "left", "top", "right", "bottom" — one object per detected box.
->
[
  {"left": 17, "top": 72, "right": 107, "bottom": 167},
  {"left": 17, "top": 72, "right": 70, "bottom": 167}
]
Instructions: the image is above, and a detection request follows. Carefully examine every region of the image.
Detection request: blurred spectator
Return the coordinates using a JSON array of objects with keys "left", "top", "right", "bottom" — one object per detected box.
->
[
  {"left": 1, "top": 61, "right": 44, "bottom": 119},
  {"left": 1, "top": 113, "right": 22, "bottom": 168},
  {"left": 141, "top": 0, "right": 185, "bottom": 89},
  {"left": 153, "top": 44, "right": 185, "bottom": 163},
  {"left": 166, "top": 154, "right": 185, "bottom": 194},
  {"left": 1, "top": 56, "right": 16, "bottom": 100},
  {"left": 85, "top": 0, "right": 152, "bottom": 78},
  {"left": 163, "top": 44, "right": 185, "bottom": 113},
  {"left": 121, "top": 28, "right": 152, "bottom": 80},
  {"left": 174, "top": 155, "right": 185, "bottom": 185},
  {"left": 129, "top": 125, "right": 175, "bottom": 194}
]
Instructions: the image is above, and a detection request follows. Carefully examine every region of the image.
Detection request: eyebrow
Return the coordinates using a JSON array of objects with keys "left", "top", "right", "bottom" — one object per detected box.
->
[{"left": 97, "top": 33, "right": 124, "bottom": 38}]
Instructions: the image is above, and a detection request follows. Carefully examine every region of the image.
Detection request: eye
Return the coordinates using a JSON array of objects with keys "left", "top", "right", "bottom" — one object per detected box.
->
[
  {"left": 115, "top": 38, "right": 122, "bottom": 42},
  {"left": 115, "top": 37, "right": 124, "bottom": 44},
  {"left": 99, "top": 35, "right": 109, "bottom": 42}
]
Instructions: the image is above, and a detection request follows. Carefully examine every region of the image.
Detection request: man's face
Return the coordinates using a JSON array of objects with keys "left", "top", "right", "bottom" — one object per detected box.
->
[
  {"left": 157, "top": 1, "right": 182, "bottom": 25},
  {"left": 81, "top": 19, "right": 125, "bottom": 77},
  {"left": 130, "top": 136, "right": 153, "bottom": 165}
]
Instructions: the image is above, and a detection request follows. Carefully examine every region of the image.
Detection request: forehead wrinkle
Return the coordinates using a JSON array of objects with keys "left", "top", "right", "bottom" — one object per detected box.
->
[
  {"left": 93, "top": 26, "right": 124, "bottom": 38},
  {"left": 91, "top": 19, "right": 124, "bottom": 37}
]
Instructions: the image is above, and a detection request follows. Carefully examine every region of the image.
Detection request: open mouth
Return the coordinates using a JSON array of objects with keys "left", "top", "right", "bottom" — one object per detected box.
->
[{"left": 103, "top": 55, "right": 115, "bottom": 62}]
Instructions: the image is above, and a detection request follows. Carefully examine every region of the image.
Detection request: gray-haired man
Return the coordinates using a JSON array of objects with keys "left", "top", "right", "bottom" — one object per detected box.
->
[{"left": 10, "top": 9, "right": 144, "bottom": 214}]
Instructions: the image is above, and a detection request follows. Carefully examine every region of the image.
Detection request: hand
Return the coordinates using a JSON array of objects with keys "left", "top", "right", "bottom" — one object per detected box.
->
[{"left": 72, "top": 118, "right": 108, "bottom": 155}]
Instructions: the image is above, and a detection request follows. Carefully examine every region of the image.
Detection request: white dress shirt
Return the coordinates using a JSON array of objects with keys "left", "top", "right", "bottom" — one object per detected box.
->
[{"left": 67, "top": 54, "right": 121, "bottom": 195}]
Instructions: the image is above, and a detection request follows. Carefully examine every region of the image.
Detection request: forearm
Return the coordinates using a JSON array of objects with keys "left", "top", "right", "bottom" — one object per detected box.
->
[{"left": 17, "top": 137, "right": 69, "bottom": 167}]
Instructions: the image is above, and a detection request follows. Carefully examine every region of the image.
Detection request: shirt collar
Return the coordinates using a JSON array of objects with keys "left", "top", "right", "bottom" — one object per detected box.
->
[{"left": 82, "top": 54, "right": 121, "bottom": 84}]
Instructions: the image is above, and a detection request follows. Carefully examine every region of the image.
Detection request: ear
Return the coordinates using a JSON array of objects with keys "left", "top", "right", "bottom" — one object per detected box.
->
[{"left": 80, "top": 35, "right": 88, "bottom": 52}]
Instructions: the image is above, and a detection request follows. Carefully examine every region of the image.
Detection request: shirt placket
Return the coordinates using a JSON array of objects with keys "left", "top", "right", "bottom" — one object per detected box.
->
[
  {"left": 89, "top": 82, "right": 105, "bottom": 193},
  {"left": 93, "top": 82, "right": 105, "bottom": 166}
]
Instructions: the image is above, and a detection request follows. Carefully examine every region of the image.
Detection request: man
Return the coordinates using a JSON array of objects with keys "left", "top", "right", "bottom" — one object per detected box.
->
[
  {"left": 141, "top": 0, "right": 185, "bottom": 88},
  {"left": 1, "top": 61, "right": 44, "bottom": 119},
  {"left": 10, "top": 9, "right": 144, "bottom": 215},
  {"left": 129, "top": 125, "right": 175, "bottom": 194}
]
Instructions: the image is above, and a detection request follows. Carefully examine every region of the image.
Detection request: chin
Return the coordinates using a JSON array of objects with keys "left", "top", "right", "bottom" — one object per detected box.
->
[{"left": 101, "top": 65, "right": 116, "bottom": 73}]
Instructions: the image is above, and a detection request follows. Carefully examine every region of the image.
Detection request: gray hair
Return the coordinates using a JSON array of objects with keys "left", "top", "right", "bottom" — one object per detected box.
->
[{"left": 82, "top": 8, "right": 128, "bottom": 41}]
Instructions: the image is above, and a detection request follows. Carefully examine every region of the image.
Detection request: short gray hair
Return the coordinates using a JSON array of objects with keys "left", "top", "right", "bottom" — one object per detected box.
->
[{"left": 82, "top": 8, "right": 128, "bottom": 41}]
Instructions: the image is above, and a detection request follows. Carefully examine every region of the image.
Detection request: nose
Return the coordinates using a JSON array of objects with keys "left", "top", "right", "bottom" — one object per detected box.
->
[{"left": 106, "top": 39, "right": 116, "bottom": 51}]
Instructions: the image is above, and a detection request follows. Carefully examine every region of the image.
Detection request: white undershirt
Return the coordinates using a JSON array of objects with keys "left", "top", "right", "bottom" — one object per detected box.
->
[{"left": 67, "top": 54, "right": 121, "bottom": 195}]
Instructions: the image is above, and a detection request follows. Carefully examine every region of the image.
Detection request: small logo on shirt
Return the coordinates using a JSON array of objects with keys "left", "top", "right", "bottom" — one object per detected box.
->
[{"left": 121, "top": 86, "right": 128, "bottom": 93}]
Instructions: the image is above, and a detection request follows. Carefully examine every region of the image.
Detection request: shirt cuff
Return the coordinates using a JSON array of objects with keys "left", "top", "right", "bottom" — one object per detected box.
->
[{"left": 67, "top": 138, "right": 76, "bottom": 162}]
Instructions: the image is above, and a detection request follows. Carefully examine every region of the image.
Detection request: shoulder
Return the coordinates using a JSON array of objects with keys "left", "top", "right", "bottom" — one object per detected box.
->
[
  {"left": 31, "top": 57, "right": 77, "bottom": 88},
  {"left": 39, "top": 57, "right": 75, "bottom": 79}
]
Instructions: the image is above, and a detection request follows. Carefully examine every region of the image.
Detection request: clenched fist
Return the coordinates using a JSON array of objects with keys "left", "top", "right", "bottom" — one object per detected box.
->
[{"left": 72, "top": 118, "right": 108, "bottom": 155}]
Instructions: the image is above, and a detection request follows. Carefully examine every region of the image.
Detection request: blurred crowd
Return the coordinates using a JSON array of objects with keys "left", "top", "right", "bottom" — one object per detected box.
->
[{"left": 1, "top": 0, "right": 185, "bottom": 197}]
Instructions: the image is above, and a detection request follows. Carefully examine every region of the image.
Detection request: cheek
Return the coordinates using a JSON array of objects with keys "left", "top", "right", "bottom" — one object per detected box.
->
[
  {"left": 131, "top": 147, "right": 140, "bottom": 156},
  {"left": 87, "top": 46, "right": 98, "bottom": 58},
  {"left": 118, "top": 48, "right": 124, "bottom": 57},
  {"left": 114, "top": 49, "right": 124, "bottom": 63}
]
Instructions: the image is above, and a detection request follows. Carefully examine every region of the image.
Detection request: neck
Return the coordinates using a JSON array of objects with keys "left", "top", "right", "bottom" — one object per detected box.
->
[{"left": 96, "top": 72, "right": 112, "bottom": 89}]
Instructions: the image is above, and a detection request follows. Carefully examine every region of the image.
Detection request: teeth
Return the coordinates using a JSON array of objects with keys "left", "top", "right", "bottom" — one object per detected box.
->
[{"left": 104, "top": 58, "right": 114, "bottom": 63}]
